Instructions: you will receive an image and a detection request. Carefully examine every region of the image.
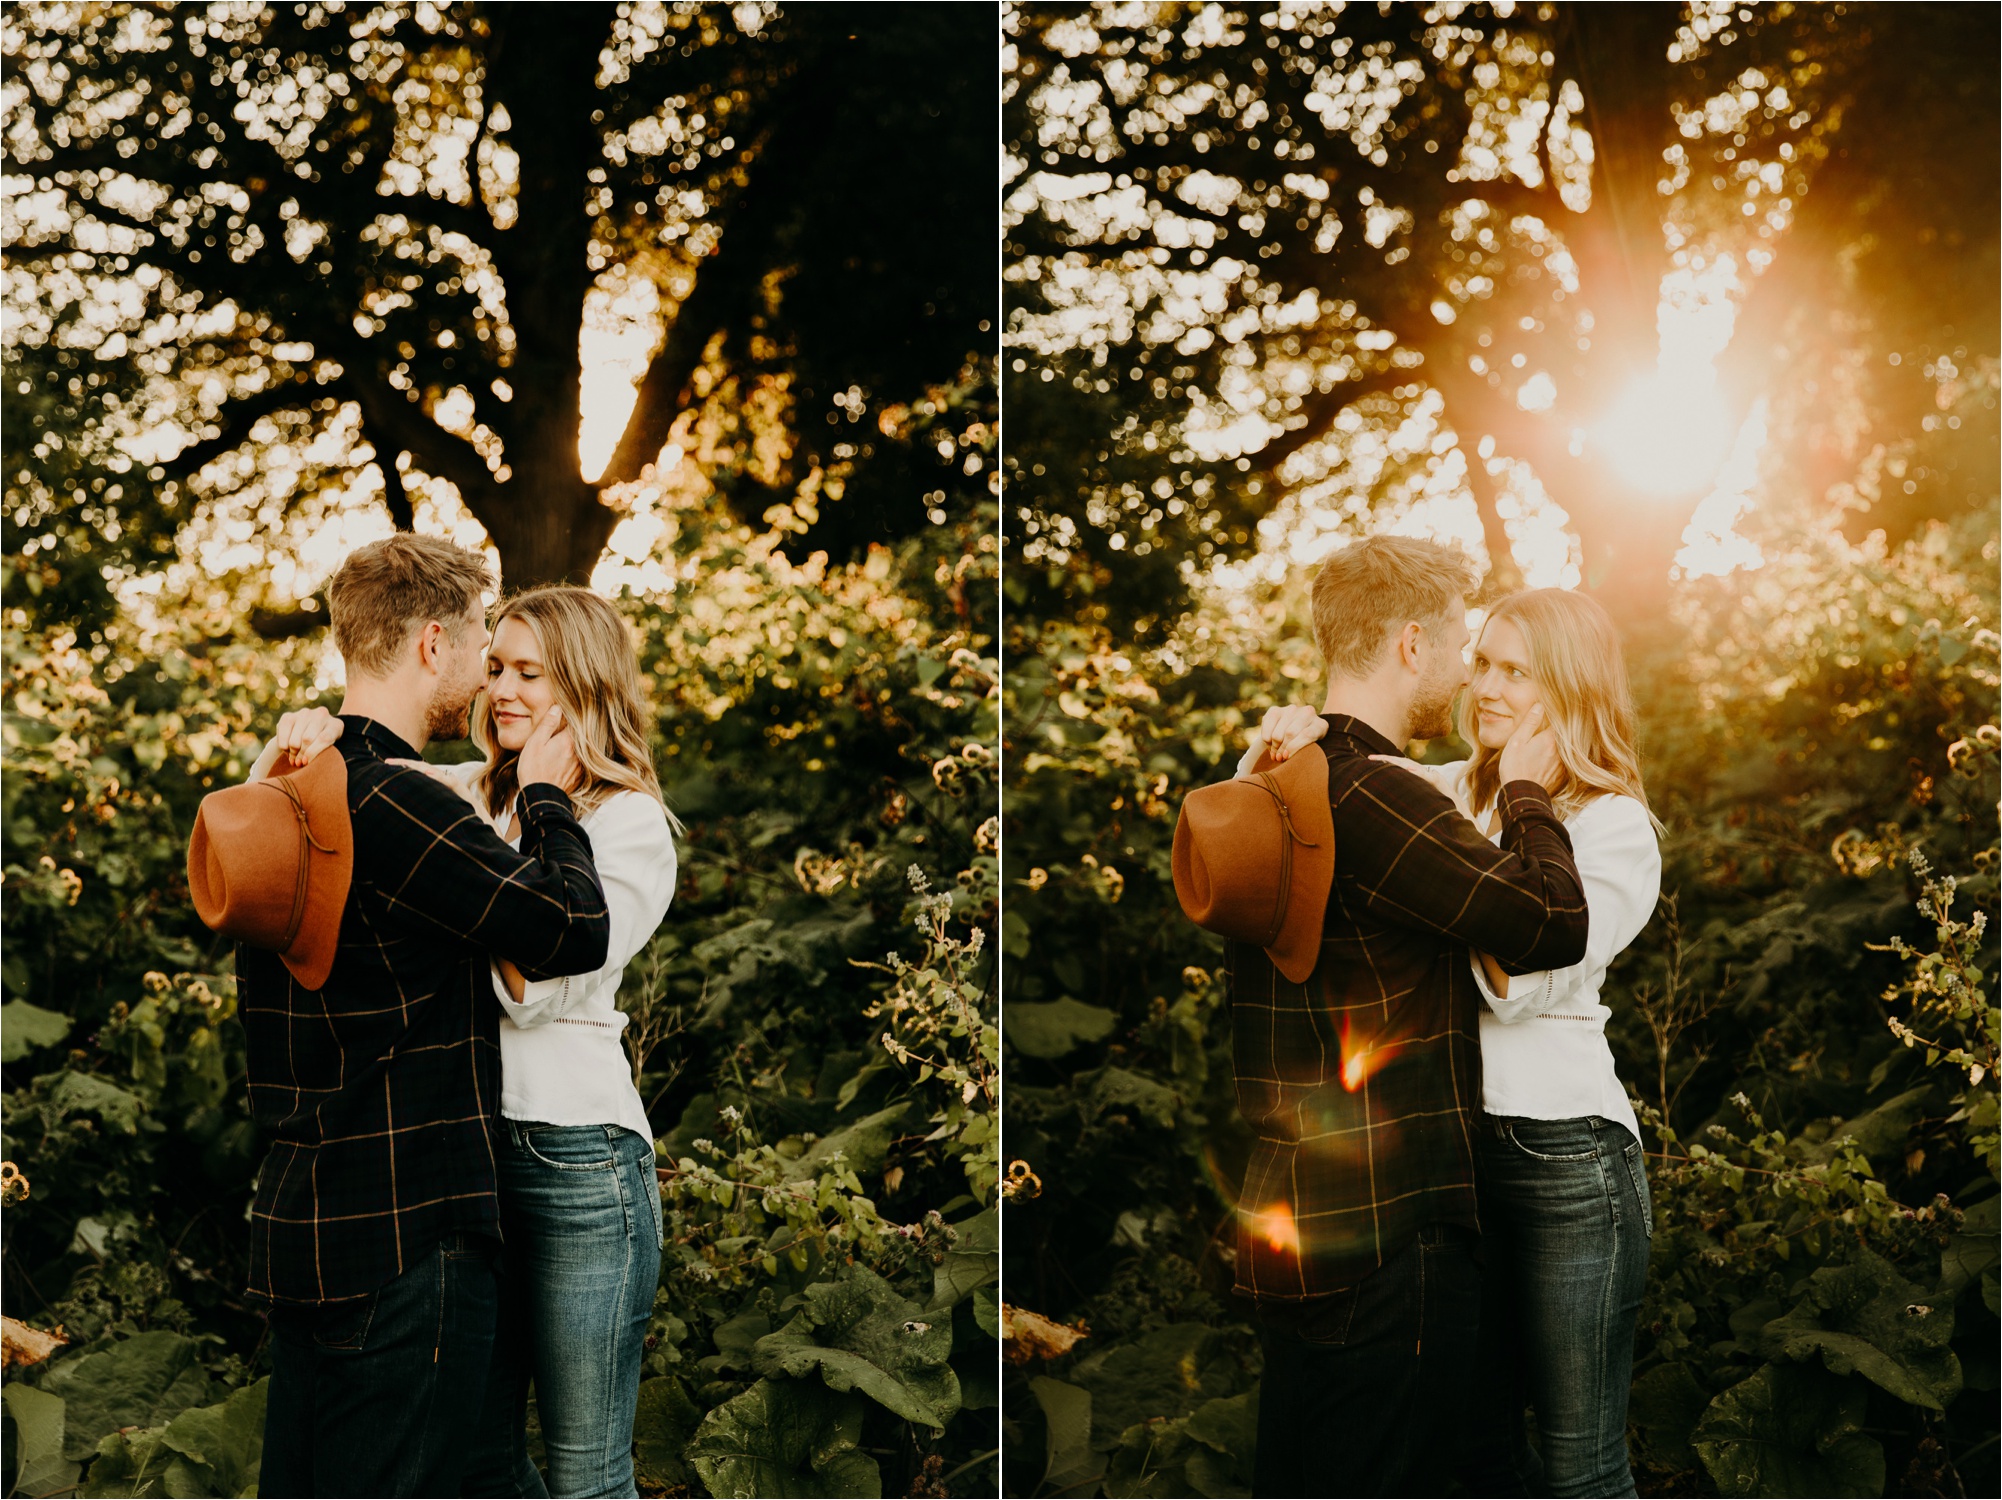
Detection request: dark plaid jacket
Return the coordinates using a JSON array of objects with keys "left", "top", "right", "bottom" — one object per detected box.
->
[
  {"left": 239, "top": 716, "right": 609, "bottom": 1307},
  {"left": 1227, "top": 714, "right": 1589, "bottom": 1301}
]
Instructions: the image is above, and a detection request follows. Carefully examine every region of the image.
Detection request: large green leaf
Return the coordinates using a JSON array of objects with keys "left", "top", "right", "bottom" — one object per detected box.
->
[
  {"left": 1939, "top": 1192, "right": 2000, "bottom": 1295},
  {"left": 45, "top": 1332, "right": 212, "bottom": 1461},
  {"left": 0, "top": 1000, "right": 72, "bottom": 1061},
  {"left": 1808, "top": 1086, "right": 1933, "bottom": 1168},
  {"left": 1752, "top": 1250, "right": 1961, "bottom": 1410},
  {"left": 154, "top": 1377, "right": 265, "bottom": 1498},
  {"left": 79, "top": 1426, "right": 171, "bottom": 1499},
  {"left": 633, "top": 1376, "right": 704, "bottom": 1491},
  {"left": 1103, "top": 1388, "right": 1258, "bottom": 1500},
  {"left": 1067, "top": 1321, "right": 1232, "bottom": 1449},
  {"left": 1028, "top": 1376, "right": 1102, "bottom": 1494},
  {"left": 45, "top": 1072, "right": 147, "bottom": 1136},
  {"left": 3, "top": 1381, "right": 82, "bottom": 1496},
  {"left": 1628, "top": 1362, "right": 1711, "bottom": 1473},
  {"left": 1004, "top": 998, "right": 1117, "bottom": 1059},
  {"left": 753, "top": 1267, "right": 959, "bottom": 1428},
  {"left": 1692, "top": 1362, "right": 1885, "bottom": 1497},
  {"left": 929, "top": 1205, "right": 999, "bottom": 1313},
  {"left": 1080, "top": 1067, "right": 1180, "bottom": 1129},
  {"left": 788, "top": 1103, "right": 911, "bottom": 1181},
  {"left": 685, "top": 1379, "right": 881, "bottom": 1498}
]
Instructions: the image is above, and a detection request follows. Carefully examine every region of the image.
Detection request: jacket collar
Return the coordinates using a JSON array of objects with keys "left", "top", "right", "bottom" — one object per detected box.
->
[
  {"left": 1320, "top": 713, "right": 1402, "bottom": 758},
  {"left": 338, "top": 715, "right": 422, "bottom": 764}
]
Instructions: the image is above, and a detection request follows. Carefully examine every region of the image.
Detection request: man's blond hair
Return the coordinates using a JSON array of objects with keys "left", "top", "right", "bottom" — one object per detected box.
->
[
  {"left": 326, "top": 533, "right": 493, "bottom": 678},
  {"left": 1310, "top": 534, "right": 1477, "bottom": 677}
]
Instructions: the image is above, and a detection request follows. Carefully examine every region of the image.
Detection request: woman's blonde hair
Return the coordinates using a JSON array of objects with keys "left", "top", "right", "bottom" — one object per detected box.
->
[
  {"left": 471, "top": 586, "right": 680, "bottom": 831},
  {"left": 1462, "top": 589, "right": 1660, "bottom": 829}
]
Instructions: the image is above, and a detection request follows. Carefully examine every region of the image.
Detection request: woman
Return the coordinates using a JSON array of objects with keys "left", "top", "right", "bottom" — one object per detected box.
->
[
  {"left": 1253, "top": 587, "right": 1661, "bottom": 1499},
  {"left": 253, "top": 586, "right": 679, "bottom": 1499}
]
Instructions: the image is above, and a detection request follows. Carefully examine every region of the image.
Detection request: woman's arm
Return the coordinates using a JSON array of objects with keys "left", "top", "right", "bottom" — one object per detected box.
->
[
  {"left": 490, "top": 794, "right": 678, "bottom": 1027},
  {"left": 1472, "top": 795, "right": 1662, "bottom": 1023}
]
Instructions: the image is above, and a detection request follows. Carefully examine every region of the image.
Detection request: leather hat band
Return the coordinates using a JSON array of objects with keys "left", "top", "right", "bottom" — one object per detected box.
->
[
  {"left": 276, "top": 775, "right": 338, "bottom": 953},
  {"left": 1249, "top": 771, "right": 1322, "bottom": 950}
]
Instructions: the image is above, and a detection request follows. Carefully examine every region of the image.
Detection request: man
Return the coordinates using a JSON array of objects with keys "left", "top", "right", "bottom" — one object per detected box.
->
[
  {"left": 1228, "top": 535, "right": 1589, "bottom": 1497},
  {"left": 238, "top": 534, "right": 610, "bottom": 1497}
]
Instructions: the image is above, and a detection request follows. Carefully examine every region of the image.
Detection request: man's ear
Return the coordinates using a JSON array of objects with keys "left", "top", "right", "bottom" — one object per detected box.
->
[
  {"left": 1396, "top": 620, "right": 1426, "bottom": 673},
  {"left": 414, "top": 619, "right": 447, "bottom": 671}
]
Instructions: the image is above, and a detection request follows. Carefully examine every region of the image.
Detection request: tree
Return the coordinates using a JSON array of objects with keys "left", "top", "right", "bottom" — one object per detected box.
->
[
  {"left": 1005, "top": 2, "right": 1993, "bottom": 631},
  {"left": 4, "top": 2, "right": 994, "bottom": 612}
]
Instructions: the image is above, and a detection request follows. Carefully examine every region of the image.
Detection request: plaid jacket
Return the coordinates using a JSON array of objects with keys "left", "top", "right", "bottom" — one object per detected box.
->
[
  {"left": 239, "top": 717, "right": 610, "bottom": 1306},
  {"left": 1228, "top": 715, "right": 1589, "bottom": 1301}
]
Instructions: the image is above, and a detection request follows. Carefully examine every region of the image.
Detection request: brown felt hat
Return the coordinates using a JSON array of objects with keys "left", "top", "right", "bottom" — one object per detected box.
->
[
  {"left": 187, "top": 749, "right": 353, "bottom": 991},
  {"left": 1172, "top": 745, "right": 1335, "bottom": 983}
]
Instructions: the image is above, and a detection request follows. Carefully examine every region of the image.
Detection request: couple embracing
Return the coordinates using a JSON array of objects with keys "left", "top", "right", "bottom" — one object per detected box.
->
[
  {"left": 190, "top": 533, "right": 678, "bottom": 1497},
  {"left": 1191, "top": 535, "right": 1662, "bottom": 1497}
]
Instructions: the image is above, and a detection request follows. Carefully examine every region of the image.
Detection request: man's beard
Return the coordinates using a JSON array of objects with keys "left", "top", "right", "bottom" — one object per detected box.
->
[
  {"left": 425, "top": 682, "right": 478, "bottom": 741},
  {"left": 1409, "top": 674, "right": 1459, "bottom": 741}
]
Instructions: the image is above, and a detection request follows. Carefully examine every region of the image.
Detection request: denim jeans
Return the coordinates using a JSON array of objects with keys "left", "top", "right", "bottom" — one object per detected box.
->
[
  {"left": 1459, "top": 1114, "right": 1653, "bottom": 1499},
  {"left": 261, "top": 1230, "right": 500, "bottom": 1498},
  {"left": 462, "top": 1121, "right": 664, "bottom": 1499},
  {"left": 1251, "top": 1222, "right": 1480, "bottom": 1497}
]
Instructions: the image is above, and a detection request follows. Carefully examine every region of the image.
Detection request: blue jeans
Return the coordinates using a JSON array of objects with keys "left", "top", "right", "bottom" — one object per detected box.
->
[
  {"left": 1251, "top": 1222, "right": 1481, "bottom": 1497},
  {"left": 261, "top": 1230, "right": 500, "bottom": 1498},
  {"left": 462, "top": 1121, "right": 664, "bottom": 1499},
  {"left": 1460, "top": 1114, "right": 1653, "bottom": 1499}
]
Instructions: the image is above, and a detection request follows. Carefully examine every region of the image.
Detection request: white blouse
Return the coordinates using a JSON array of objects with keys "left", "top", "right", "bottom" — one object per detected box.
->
[
  {"left": 1404, "top": 760, "right": 1660, "bottom": 1143},
  {"left": 442, "top": 761, "right": 678, "bottom": 1142}
]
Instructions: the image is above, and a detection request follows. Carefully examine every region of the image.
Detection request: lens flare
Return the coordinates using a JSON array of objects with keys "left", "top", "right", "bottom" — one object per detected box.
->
[
  {"left": 1337, "top": 1017, "right": 1397, "bottom": 1092},
  {"left": 1593, "top": 371, "right": 1735, "bottom": 497},
  {"left": 1255, "top": 1202, "right": 1301, "bottom": 1256}
]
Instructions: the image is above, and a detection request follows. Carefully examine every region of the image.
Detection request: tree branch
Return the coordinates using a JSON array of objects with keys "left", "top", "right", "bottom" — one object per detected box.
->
[
  {"left": 598, "top": 51, "right": 845, "bottom": 488},
  {"left": 1253, "top": 365, "right": 1418, "bottom": 473},
  {"left": 330, "top": 350, "right": 500, "bottom": 509},
  {"left": 158, "top": 381, "right": 317, "bottom": 479}
]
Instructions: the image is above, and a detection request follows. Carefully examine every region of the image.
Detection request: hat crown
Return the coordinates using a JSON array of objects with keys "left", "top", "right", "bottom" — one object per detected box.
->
[
  {"left": 187, "top": 750, "right": 354, "bottom": 990},
  {"left": 1172, "top": 746, "right": 1335, "bottom": 984}
]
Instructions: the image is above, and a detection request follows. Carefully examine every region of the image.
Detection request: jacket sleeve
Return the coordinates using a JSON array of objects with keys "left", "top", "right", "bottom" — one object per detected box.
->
[
  {"left": 1473, "top": 794, "right": 1662, "bottom": 1022},
  {"left": 356, "top": 770, "right": 611, "bottom": 978},
  {"left": 491, "top": 794, "right": 677, "bottom": 1027},
  {"left": 1337, "top": 761, "right": 1591, "bottom": 972}
]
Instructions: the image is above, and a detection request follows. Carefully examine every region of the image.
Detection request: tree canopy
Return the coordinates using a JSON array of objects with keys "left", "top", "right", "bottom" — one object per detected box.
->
[
  {"left": 5, "top": 1, "right": 995, "bottom": 626},
  {"left": 1003, "top": 1, "right": 1998, "bottom": 634}
]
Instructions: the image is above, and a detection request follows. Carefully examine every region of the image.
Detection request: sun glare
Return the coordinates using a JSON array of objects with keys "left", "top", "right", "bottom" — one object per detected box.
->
[{"left": 1593, "top": 370, "right": 1736, "bottom": 497}]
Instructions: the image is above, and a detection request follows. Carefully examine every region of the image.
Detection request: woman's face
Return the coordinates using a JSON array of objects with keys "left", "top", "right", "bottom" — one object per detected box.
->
[
  {"left": 486, "top": 616, "right": 557, "bottom": 752},
  {"left": 1469, "top": 615, "right": 1544, "bottom": 752}
]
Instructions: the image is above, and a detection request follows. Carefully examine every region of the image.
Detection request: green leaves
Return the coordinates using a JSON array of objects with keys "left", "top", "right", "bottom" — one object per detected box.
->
[
  {"left": 2, "top": 1381, "right": 81, "bottom": 1496},
  {"left": 1750, "top": 1251, "right": 1962, "bottom": 1410},
  {"left": 632, "top": 1377, "right": 705, "bottom": 1492},
  {"left": 686, "top": 1380, "right": 881, "bottom": 1499},
  {"left": 44, "top": 1332, "right": 213, "bottom": 1462},
  {"left": 149, "top": 1377, "right": 266, "bottom": 1499},
  {"left": 752, "top": 1267, "right": 960, "bottom": 1429},
  {"left": 1104, "top": 1389, "right": 1258, "bottom": 1499},
  {"left": 0, "top": 1001, "right": 70, "bottom": 1062},
  {"left": 1003, "top": 998, "right": 1118, "bottom": 1060},
  {"left": 1027, "top": 1375, "right": 1100, "bottom": 1495},
  {"left": 1693, "top": 1363, "right": 1885, "bottom": 1497}
]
